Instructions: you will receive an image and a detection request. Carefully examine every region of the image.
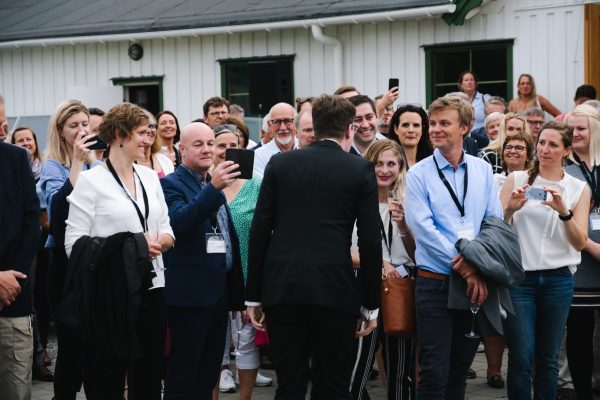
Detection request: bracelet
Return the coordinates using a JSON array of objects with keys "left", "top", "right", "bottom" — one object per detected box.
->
[{"left": 559, "top": 210, "right": 573, "bottom": 221}]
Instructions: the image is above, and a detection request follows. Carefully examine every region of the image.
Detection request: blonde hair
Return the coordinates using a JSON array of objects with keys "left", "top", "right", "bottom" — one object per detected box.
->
[
  {"left": 364, "top": 140, "right": 407, "bottom": 202},
  {"left": 46, "top": 99, "right": 90, "bottom": 167},
  {"left": 428, "top": 96, "right": 472, "bottom": 128},
  {"left": 483, "top": 112, "right": 531, "bottom": 154},
  {"left": 566, "top": 104, "right": 600, "bottom": 166},
  {"left": 517, "top": 73, "right": 538, "bottom": 100}
]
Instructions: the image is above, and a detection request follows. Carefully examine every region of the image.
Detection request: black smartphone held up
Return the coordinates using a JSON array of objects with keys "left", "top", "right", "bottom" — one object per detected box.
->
[
  {"left": 388, "top": 78, "right": 399, "bottom": 91},
  {"left": 226, "top": 148, "right": 254, "bottom": 179},
  {"left": 85, "top": 134, "right": 109, "bottom": 150}
]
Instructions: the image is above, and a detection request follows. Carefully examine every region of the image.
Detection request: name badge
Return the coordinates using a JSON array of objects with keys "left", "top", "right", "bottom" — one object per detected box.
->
[
  {"left": 206, "top": 233, "right": 226, "bottom": 254},
  {"left": 393, "top": 264, "right": 409, "bottom": 278},
  {"left": 590, "top": 213, "right": 600, "bottom": 231},
  {"left": 455, "top": 221, "right": 475, "bottom": 241}
]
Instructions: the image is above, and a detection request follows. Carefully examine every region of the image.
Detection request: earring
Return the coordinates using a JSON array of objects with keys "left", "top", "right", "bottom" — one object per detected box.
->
[{"left": 119, "top": 143, "right": 123, "bottom": 148}]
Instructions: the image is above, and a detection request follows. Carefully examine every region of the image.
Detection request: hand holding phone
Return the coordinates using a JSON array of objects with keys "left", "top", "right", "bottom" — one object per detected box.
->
[
  {"left": 226, "top": 148, "right": 254, "bottom": 179},
  {"left": 525, "top": 187, "right": 547, "bottom": 201},
  {"left": 85, "top": 134, "right": 109, "bottom": 150}
]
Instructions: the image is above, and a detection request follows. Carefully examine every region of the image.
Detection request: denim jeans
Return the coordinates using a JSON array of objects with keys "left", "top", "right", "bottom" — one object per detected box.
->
[
  {"left": 415, "top": 277, "right": 479, "bottom": 400},
  {"left": 504, "top": 267, "right": 573, "bottom": 400}
]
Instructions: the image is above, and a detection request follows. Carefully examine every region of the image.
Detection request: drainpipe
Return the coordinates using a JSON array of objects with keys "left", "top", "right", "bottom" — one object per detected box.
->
[{"left": 310, "top": 24, "right": 343, "bottom": 88}]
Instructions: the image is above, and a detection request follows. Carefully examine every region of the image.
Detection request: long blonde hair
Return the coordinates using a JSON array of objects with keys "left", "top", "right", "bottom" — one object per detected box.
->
[
  {"left": 46, "top": 99, "right": 90, "bottom": 167},
  {"left": 566, "top": 104, "right": 600, "bottom": 167},
  {"left": 483, "top": 112, "right": 532, "bottom": 154},
  {"left": 364, "top": 140, "right": 407, "bottom": 202}
]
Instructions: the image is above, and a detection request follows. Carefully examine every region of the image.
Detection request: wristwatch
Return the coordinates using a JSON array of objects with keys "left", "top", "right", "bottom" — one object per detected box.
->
[{"left": 559, "top": 210, "right": 573, "bottom": 221}]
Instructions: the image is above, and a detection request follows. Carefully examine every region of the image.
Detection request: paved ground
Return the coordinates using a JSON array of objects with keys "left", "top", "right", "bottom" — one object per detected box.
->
[{"left": 32, "top": 329, "right": 510, "bottom": 400}]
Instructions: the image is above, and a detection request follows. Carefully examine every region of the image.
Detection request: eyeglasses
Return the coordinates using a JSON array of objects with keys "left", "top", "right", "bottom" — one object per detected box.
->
[
  {"left": 269, "top": 118, "right": 294, "bottom": 127},
  {"left": 505, "top": 145, "right": 526, "bottom": 153},
  {"left": 527, "top": 120, "right": 544, "bottom": 126},
  {"left": 213, "top": 124, "right": 239, "bottom": 136},
  {"left": 148, "top": 123, "right": 158, "bottom": 130}
]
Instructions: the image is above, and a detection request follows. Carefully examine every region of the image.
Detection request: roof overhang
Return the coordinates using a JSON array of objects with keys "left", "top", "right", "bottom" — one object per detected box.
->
[{"left": 0, "top": 3, "right": 456, "bottom": 49}]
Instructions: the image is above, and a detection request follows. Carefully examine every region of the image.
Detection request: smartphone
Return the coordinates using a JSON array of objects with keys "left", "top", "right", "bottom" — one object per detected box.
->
[
  {"left": 525, "top": 187, "right": 547, "bottom": 201},
  {"left": 388, "top": 78, "right": 399, "bottom": 91},
  {"left": 225, "top": 148, "right": 254, "bottom": 179},
  {"left": 85, "top": 135, "right": 108, "bottom": 150}
]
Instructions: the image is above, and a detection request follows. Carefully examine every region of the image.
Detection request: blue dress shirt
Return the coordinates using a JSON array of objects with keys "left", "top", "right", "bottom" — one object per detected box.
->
[{"left": 405, "top": 148, "right": 502, "bottom": 275}]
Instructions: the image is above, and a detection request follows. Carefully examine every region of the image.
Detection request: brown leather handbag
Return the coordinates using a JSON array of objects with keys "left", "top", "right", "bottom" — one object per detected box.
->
[{"left": 381, "top": 270, "right": 416, "bottom": 337}]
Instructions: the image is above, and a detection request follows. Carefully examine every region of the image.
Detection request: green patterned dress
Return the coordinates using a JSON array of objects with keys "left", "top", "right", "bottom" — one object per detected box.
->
[{"left": 228, "top": 178, "right": 262, "bottom": 283}]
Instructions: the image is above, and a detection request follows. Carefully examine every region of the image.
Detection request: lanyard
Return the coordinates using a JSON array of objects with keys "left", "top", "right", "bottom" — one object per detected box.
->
[
  {"left": 380, "top": 215, "right": 393, "bottom": 259},
  {"left": 106, "top": 159, "right": 149, "bottom": 232},
  {"left": 433, "top": 155, "right": 468, "bottom": 218},
  {"left": 573, "top": 153, "right": 600, "bottom": 208}
]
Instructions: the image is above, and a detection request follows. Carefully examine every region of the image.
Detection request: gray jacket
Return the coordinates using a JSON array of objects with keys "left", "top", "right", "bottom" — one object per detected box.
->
[{"left": 447, "top": 216, "right": 525, "bottom": 337}]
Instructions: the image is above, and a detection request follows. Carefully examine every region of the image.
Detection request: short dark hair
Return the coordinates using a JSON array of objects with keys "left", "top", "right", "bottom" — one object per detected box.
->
[
  {"left": 222, "top": 116, "right": 250, "bottom": 149},
  {"left": 333, "top": 85, "right": 360, "bottom": 96},
  {"left": 156, "top": 110, "right": 181, "bottom": 144},
  {"left": 203, "top": 96, "right": 230, "bottom": 117},
  {"left": 575, "top": 84, "right": 597, "bottom": 101},
  {"left": 88, "top": 107, "right": 105, "bottom": 117},
  {"left": 312, "top": 95, "right": 355, "bottom": 140},
  {"left": 98, "top": 102, "right": 148, "bottom": 145},
  {"left": 348, "top": 95, "right": 376, "bottom": 114}
]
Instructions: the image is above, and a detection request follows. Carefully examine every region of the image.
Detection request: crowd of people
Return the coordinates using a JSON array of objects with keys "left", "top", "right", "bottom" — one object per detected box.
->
[{"left": 0, "top": 72, "right": 599, "bottom": 400}]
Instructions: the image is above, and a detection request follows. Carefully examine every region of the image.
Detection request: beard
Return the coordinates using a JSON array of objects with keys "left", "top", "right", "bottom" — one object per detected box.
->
[{"left": 276, "top": 134, "right": 293, "bottom": 146}]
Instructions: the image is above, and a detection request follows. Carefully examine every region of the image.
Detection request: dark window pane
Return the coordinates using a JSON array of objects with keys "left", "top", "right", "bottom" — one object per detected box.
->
[
  {"left": 433, "top": 51, "right": 469, "bottom": 84},
  {"left": 472, "top": 48, "right": 507, "bottom": 82}
]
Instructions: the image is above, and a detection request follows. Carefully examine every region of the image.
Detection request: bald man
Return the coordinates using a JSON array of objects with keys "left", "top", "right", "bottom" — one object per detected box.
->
[
  {"left": 160, "top": 122, "right": 245, "bottom": 400},
  {"left": 253, "top": 103, "right": 299, "bottom": 178}
]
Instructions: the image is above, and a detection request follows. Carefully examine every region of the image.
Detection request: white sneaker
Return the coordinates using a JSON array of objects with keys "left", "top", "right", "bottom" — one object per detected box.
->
[
  {"left": 255, "top": 371, "right": 273, "bottom": 387},
  {"left": 219, "top": 369, "right": 236, "bottom": 393},
  {"left": 234, "top": 370, "right": 273, "bottom": 387}
]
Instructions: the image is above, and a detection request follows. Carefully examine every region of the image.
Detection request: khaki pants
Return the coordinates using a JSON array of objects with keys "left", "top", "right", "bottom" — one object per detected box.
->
[{"left": 0, "top": 316, "right": 33, "bottom": 400}]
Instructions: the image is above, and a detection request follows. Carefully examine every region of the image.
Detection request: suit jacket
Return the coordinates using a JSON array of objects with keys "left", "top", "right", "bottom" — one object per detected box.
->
[
  {"left": 0, "top": 142, "right": 40, "bottom": 317},
  {"left": 463, "top": 136, "right": 479, "bottom": 157},
  {"left": 161, "top": 166, "right": 244, "bottom": 310},
  {"left": 246, "top": 140, "right": 382, "bottom": 316}
]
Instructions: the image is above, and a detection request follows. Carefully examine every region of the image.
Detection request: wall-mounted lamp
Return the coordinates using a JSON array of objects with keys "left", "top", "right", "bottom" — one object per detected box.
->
[{"left": 128, "top": 43, "right": 144, "bottom": 61}]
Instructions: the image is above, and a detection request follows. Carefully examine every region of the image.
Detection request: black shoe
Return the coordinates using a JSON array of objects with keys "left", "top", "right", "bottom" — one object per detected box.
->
[
  {"left": 487, "top": 374, "right": 504, "bottom": 388},
  {"left": 466, "top": 368, "right": 476, "bottom": 379},
  {"left": 33, "top": 366, "right": 54, "bottom": 382}
]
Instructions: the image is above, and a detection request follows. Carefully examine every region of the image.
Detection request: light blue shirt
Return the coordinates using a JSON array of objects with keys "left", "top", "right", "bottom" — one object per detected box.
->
[
  {"left": 471, "top": 91, "right": 491, "bottom": 131},
  {"left": 405, "top": 148, "right": 502, "bottom": 275}
]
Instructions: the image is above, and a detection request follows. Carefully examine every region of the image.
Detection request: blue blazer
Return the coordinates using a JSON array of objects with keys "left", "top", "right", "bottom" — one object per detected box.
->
[{"left": 161, "top": 166, "right": 244, "bottom": 310}]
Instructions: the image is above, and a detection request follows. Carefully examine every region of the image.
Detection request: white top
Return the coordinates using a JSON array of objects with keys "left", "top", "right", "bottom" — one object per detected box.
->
[
  {"left": 65, "top": 164, "right": 175, "bottom": 289},
  {"left": 252, "top": 138, "right": 299, "bottom": 178},
  {"left": 352, "top": 203, "right": 414, "bottom": 268},
  {"left": 155, "top": 153, "right": 175, "bottom": 175},
  {"left": 493, "top": 172, "right": 507, "bottom": 194},
  {"left": 511, "top": 170, "right": 586, "bottom": 272}
]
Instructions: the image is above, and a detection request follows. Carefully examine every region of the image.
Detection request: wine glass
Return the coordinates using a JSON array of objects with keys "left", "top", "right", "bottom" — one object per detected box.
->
[
  {"left": 387, "top": 191, "right": 398, "bottom": 212},
  {"left": 145, "top": 220, "right": 165, "bottom": 272},
  {"left": 465, "top": 302, "right": 481, "bottom": 339}
]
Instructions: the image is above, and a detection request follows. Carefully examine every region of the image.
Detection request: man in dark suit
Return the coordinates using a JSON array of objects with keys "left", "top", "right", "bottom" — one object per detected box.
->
[
  {"left": 0, "top": 140, "right": 40, "bottom": 399},
  {"left": 161, "top": 122, "right": 245, "bottom": 400},
  {"left": 246, "top": 94, "right": 382, "bottom": 399}
]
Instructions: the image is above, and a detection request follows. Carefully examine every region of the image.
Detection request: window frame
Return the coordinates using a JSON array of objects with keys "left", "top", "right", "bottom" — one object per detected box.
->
[
  {"left": 219, "top": 55, "right": 295, "bottom": 117},
  {"left": 111, "top": 75, "right": 164, "bottom": 113},
  {"left": 424, "top": 39, "right": 514, "bottom": 106}
]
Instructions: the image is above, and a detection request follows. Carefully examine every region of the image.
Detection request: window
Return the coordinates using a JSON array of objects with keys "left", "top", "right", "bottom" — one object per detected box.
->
[
  {"left": 112, "top": 76, "right": 164, "bottom": 116},
  {"left": 424, "top": 40, "right": 514, "bottom": 105},
  {"left": 220, "top": 56, "right": 294, "bottom": 117}
]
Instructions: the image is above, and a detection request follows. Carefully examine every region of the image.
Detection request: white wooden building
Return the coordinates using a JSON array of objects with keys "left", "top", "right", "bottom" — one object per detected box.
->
[{"left": 0, "top": 0, "right": 598, "bottom": 143}]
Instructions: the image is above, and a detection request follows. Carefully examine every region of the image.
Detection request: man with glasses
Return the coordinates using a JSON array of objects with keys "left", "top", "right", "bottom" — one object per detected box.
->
[
  {"left": 253, "top": 103, "right": 298, "bottom": 178},
  {"left": 203, "top": 96, "right": 230, "bottom": 128},
  {"left": 524, "top": 107, "right": 545, "bottom": 144},
  {"left": 348, "top": 95, "right": 379, "bottom": 157}
]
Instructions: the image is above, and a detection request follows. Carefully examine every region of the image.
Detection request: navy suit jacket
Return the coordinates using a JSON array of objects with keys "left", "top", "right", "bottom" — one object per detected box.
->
[
  {"left": 0, "top": 142, "right": 40, "bottom": 317},
  {"left": 161, "top": 166, "right": 244, "bottom": 310}
]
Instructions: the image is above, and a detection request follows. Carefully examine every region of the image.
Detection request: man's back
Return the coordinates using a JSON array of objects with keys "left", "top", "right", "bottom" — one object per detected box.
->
[{"left": 247, "top": 140, "right": 381, "bottom": 316}]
